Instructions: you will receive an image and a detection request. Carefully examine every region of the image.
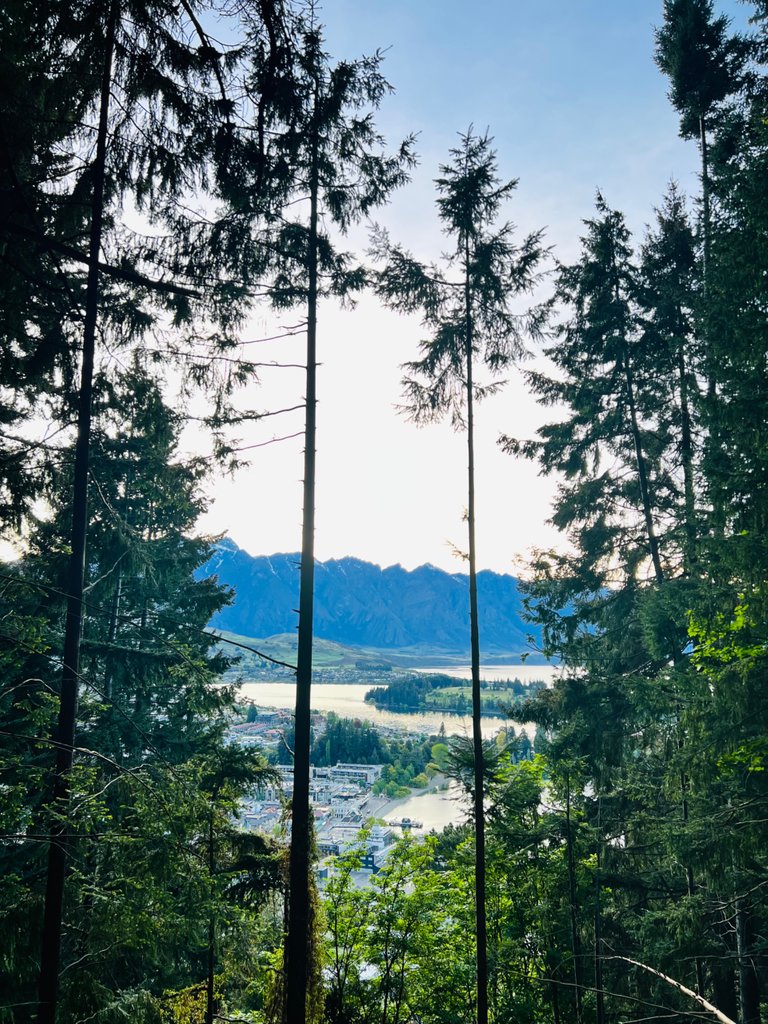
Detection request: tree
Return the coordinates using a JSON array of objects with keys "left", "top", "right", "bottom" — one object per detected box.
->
[
  {"left": 655, "top": 0, "right": 745, "bottom": 255},
  {"left": 323, "top": 837, "right": 374, "bottom": 1024},
  {"left": 248, "top": 21, "right": 415, "bottom": 1022},
  {"left": 0, "top": 4, "right": 305, "bottom": 1016},
  {"left": 373, "top": 128, "right": 545, "bottom": 1024},
  {"left": 511, "top": 196, "right": 675, "bottom": 591},
  {"left": 505, "top": 192, "right": 722, "bottom": 1019},
  {"left": 655, "top": 0, "right": 747, "bottom": 400},
  {"left": 196, "top": 747, "right": 282, "bottom": 1024},
  {"left": 324, "top": 834, "right": 475, "bottom": 1024},
  {"left": 638, "top": 185, "right": 701, "bottom": 570},
  {"left": 0, "top": 362, "right": 287, "bottom": 1021}
]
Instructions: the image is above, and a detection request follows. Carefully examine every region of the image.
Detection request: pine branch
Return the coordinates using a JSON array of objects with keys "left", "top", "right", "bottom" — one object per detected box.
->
[{"left": 5, "top": 223, "right": 202, "bottom": 298}]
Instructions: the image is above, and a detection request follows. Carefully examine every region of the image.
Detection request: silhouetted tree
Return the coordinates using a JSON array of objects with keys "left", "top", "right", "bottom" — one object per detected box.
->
[{"left": 373, "top": 129, "right": 545, "bottom": 1024}]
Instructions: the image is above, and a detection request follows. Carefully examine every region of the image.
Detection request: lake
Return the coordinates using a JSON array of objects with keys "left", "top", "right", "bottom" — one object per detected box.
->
[
  {"left": 238, "top": 664, "right": 557, "bottom": 739},
  {"left": 388, "top": 783, "right": 469, "bottom": 831},
  {"left": 414, "top": 663, "right": 557, "bottom": 683}
]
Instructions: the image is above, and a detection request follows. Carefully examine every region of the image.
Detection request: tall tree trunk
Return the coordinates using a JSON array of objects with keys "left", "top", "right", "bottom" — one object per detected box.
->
[
  {"left": 37, "top": 6, "right": 118, "bottom": 1020},
  {"left": 608, "top": 250, "right": 664, "bottom": 585},
  {"left": 697, "top": 110, "right": 726, "bottom": 540},
  {"left": 699, "top": 114, "right": 711, "bottom": 300},
  {"left": 465, "top": 248, "right": 488, "bottom": 1024},
  {"left": 678, "top": 744, "right": 705, "bottom": 997},
  {"left": 734, "top": 870, "right": 760, "bottom": 1024},
  {"left": 565, "top": 773, "right": 584, "bottom": 1024},
  {"left": 207, "top": 809, "right": 216, "bottom": 1024},
  {"left": 103, "top": 562, "right": 124, "bottom": 758},
  {"left": 594, "top": 799, "right": 606, "bottom": 1024},
  {"left": 621, "top": 349, "right": 665, "bottom": 585},
  {"left": 285, "top": 82, "right": 320, "bottom": 1024},
  {"left": 548, "top": 954, "right": 562, "bottom": 1024},
  {"left": 677, "top": 344, "right": 697, "bottom": 570}
]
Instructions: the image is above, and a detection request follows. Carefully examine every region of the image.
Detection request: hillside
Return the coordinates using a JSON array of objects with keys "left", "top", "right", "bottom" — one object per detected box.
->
[{"left": 201, "top": 538, "right": 541, "bottom": 660}]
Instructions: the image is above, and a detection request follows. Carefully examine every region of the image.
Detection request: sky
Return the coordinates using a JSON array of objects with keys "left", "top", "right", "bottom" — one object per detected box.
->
[{"left": 197, "top": 0, "right": 748, "bottom": 575}]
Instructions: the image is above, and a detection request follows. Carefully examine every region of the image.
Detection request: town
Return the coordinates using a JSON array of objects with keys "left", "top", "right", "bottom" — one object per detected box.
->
[{"left": 227, "top": 707, "right": 446, "bottom": 877}]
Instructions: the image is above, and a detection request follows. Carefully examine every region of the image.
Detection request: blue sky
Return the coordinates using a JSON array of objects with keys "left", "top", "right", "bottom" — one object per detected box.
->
[{"left": 200, "top": 0, "right": 750, "bottom": 575}]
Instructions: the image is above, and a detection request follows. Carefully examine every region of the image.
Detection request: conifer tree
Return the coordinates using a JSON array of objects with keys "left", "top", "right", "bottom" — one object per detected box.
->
[
  {"left": 639, "top": 186, "right": 701, "bottom": 571},
  {"left": 655, "top": 0, "right": 747, "bottom": 400},
  {"left": 0, "top": 362, "right": 284, "bottom": 1020},
  {"left": 655, "top": 0, "right": 745, "bottom": 254},
  {"left": 503, "top": 195, "right": 678, "bottom": 659},
  {"left": 0, "top": 4, "right": 302, "bottom": 1017},
  {"left": 373, "top": 129, "right": 545, "bottom": 1024},
  {"left": 254, "top": 22, "right": 414, "bottom": 1022}
]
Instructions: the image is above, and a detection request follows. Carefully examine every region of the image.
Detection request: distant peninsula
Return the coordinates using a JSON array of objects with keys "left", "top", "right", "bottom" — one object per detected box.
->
[{"left": 200, "top": 538, "right": 545, "bottom": 663}]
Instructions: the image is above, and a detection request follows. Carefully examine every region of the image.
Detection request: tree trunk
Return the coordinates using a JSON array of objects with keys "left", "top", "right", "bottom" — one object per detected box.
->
[
  {"left": 285, "top": 80, "right": 320, "bottom": 1024},
  {"left": 679, "top": 752, "right": 705, "bottom": 997},
  {"left": 677, "top": 344, "right": 697, "bottom": 570},
  {"left": 735, "top": 891, "right": 760, "bottom": 1024},
  {"left": 565, "top": 774, "right": 584, "bottom": 1024},
  {"left": 594, "top": 799, "right": 606, "bottom": 1024},
  {"left": 699, "top": 114, "right": 711, "bottom": 296},
  {"left": 698, "top": 108, "right": 716, "bottom": 397},
  {"left": 621, "top": 349, "right": 665, "bottom": 585},
  {"left": 465, "top": 245, "right": 488, "bottom": 1024},
  {"left": 103, "top": 562, "right": 124, "bottom": 759},
  {"left": 207, "top": 809, "right": 216, "bottom": 1024},
  {"left": 37, "top": 6, "right": 118, "bottom": 1020}
]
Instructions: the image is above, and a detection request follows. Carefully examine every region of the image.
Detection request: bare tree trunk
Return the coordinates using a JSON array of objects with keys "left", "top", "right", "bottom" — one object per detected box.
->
[
  {"left": 698, "top": 112, "right": 716, "bottom": 406},
  {"left": 678, "top": 752, "right": 706, "bottom": 998},
  {"left": 734, "top": 884, "right": 760, "bottom": 1024},
  {"left": 565, "top": 774, "right": 584, "bottom": 1024},
  {"left": 465, "top": 248, "right": 488, "bottom": 1024},
  {"left": 699, "top": 115, "right": 711, "bottom": 285},
  {"left": 285, "top": 80, "right": 320, "bottom": 1024},
  {"left": 37, "top": 6, "right": 118, "bottom": 1020},
  {"left": 207, "top": 809, "right": 216, "bottom": 1024},
  {"left": 594, "top": 798, "right": 606, "bottom": 1024}
]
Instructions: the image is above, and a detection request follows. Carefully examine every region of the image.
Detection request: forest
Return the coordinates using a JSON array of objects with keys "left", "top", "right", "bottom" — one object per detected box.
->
[
  {"left": 364, "top": 673, "right": 547, "bottom": 716},
  {"left": 1, "top": 1, "right": 767, "bottom": 1023}
]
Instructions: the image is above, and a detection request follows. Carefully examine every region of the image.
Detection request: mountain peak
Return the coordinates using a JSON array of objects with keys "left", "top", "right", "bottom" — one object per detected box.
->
[{"left": 202, "top": 539, "right": 536, "bottom": 657}]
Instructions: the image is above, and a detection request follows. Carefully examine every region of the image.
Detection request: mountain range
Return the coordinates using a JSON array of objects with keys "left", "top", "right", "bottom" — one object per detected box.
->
[{"left": 201, "top": 539, "right": 540, "bottom": 659}]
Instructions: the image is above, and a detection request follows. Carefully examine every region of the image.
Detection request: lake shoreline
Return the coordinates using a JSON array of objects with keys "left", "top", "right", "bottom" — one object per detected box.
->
[
  {"left": 238, "top": 681, "right": 515, "bottom": 738},
  {"left": 362, "top": 774, "right": 469, "bottom": 832}
]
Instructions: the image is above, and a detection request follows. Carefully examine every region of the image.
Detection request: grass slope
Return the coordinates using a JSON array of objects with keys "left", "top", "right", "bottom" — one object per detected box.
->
[{"left": 213, "top": 630, "right": 549, "bottom": 672}]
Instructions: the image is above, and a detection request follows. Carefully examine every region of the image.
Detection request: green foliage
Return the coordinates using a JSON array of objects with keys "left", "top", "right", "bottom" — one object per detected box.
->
[
  {"left": 161, "top": 980, "right": 219, "bottom": 1024},
  {"left": 656, "top": 0, "right": 747, "bottom": 137},
  {"left": 372, "top": 129, "right": 545, "bottom": 428},
  {"left": 323, "top": 835, "right": 477, "bottom": 1024},
  {"left": 367, "top": 672, "right": 545, "bottom": 717},
  {"left": 4, "top": 4, "right": 768, "bottom": 1023},
  {"left": 299, "top": 712, "right": 439, "bottom": 794},
  {"left": 310, "top": 712, "right": 385, "bottom": 766},
  {"left": 0, "top": 367, "right": 284, "bottom": 1020},
  {"left": 499, "top": 12, "right": 768, "bottom": 1023}
]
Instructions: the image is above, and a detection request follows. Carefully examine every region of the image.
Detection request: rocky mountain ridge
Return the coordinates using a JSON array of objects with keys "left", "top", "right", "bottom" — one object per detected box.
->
[{"left": 202, "top": 539, "right": 539, "bottom": 657}]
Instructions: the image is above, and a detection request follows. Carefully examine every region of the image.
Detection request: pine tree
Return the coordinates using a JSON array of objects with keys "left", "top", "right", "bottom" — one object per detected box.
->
[
  {"left": 638, "top": 185, "right": 701, "bottom": 571},
  {"left": 0, "top": 5, "right": 304, "bottom": 1016},
  {"left": 373, "top": 129, "right": 545, "bottom": 1024},
  {"left": 249, "top": 21, "right": 415, "bottom": 1022},
  {"left": 655, "top": 0, "right": 746, "bottom": 254},
  {"left": 507, "top": 193, "right": 716, "bottom": 1018},
  {"left": 0, "top": 363, "right": 283, "bottom": 1020},
  {"left": 507, "top": 196, "right": 673, "bottom": 662},
  {"left": 655, "top": 0, "right": 747, "bottom": 399}
]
